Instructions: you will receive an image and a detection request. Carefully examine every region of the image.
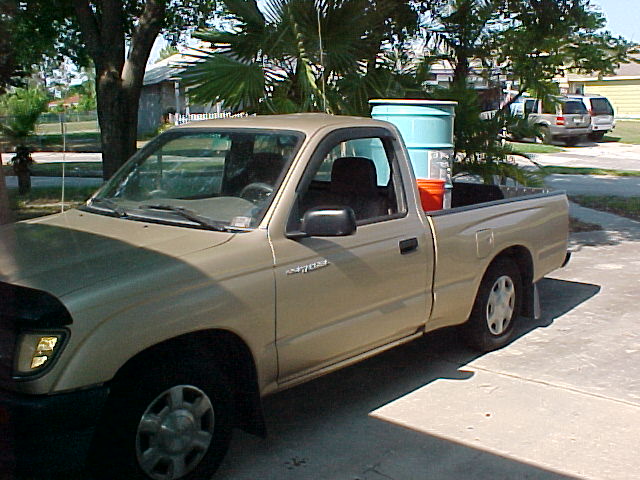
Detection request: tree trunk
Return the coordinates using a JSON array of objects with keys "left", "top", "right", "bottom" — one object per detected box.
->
[
  {"left": 73, "top": 0, "right": 165, "bottom": 181},
  {"left": 96, "top": 69, "right": 141, "bottom": 180},
  {"left": 0, "top": 151, "right": 12, "bottom": 224}
]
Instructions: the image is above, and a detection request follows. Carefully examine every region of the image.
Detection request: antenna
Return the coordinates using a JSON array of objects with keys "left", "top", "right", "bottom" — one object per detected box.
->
[
  {"left": 317, "top": 4, "right": 327, "bottom": 113},
  {"left": 60, "top": 112, "right": 66, "bottom": 213}
]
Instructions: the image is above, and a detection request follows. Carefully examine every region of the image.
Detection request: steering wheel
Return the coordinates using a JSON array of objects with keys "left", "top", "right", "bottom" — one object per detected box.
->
[
  {"left": 239, "top": 182, "right": 274, "bottom": 204},
  {"left": 148, "top": 189, "right": 168, "bottom": 198}
]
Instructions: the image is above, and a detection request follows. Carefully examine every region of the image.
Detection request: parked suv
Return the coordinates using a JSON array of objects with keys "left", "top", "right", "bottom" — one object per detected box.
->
[
  {"left": 567, "top": 94, "right": 615, "bottom": 141},
  {"left": 511, "top": 97, "right": 591, "bottom": 146}
]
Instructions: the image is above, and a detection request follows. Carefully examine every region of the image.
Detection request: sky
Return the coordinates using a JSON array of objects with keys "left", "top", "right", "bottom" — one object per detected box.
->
[{"left": 589, "top": 0, "right": 639, "bottom": 42}]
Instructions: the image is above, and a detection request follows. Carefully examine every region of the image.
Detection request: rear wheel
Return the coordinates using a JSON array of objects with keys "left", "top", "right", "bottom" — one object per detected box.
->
[
  {"left": 464, "top": 258, "right": 522, "bottom": 352},
  {"left": 588, "top": 131, "right": 605, "bottom": 141},
  {"left": 90, "top": 360, "right": 233, "bottom": 480},
  {"left": 539, "top": 126, "right": 552, "bottom": 144},
  {"left": 564, "top": 136, "right": 580, "bottom": 147}
]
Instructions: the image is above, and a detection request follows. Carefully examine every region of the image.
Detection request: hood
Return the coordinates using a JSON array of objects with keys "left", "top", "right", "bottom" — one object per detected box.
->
[{"left": 0, "top": 209, "right": 234, "bottom": 298}]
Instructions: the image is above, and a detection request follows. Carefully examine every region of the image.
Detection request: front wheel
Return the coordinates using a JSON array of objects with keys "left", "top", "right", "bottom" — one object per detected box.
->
[
  {"left": 464, "top": 258, "right": 522, "bottom": 352},
  {"left": 90, "top": 360, "right": 233, "bottom": 480}
]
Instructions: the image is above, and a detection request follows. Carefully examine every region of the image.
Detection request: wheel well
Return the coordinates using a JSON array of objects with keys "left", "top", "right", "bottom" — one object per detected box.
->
[
  {"left": 491, "top": 246, "right": 535, "bottom": 318},
  {"left": 110, "top": 329, "right": 266, "bottom": 438}
]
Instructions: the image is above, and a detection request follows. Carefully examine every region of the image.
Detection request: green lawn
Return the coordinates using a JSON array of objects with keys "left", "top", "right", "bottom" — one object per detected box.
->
[
  {"left": 35, "top": 120, "right": 99, "bottom": 135},
  {"left": 505, "top": 141, "right": 565, "bottom": 154},
  {"left": 570, "top": 195, "right": 640, "bottom": 222},
  {"left": 541, "top": 166, "right": 640, "bottom": 177},
  {"left": 603, "top": 120, "right": 640, "bottom": 144},
  {"left": 9, "top": 185, "right": 98, "bottom": 221}
]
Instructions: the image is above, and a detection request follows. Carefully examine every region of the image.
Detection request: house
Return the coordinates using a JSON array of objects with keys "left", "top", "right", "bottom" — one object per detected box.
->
[
  {"left": 47, "top": 94, "right": 81, "bottom": 110},
  {"left": 139, "top": 51, "right": 219, "bottom": 135},
  {"left": 557, "top": 54, "right": 640, "bottom": 119}
]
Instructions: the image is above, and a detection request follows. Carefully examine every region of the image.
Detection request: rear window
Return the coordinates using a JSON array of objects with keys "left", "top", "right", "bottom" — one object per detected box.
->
[
  {"left": 590, "top": 98, "right": 614, "bottom": 115},
  {"left": 562, "top": 101, "right": 588, "bottom": 115}
]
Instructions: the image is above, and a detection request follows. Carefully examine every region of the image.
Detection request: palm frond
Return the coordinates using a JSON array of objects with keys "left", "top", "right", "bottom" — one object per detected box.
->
[{"left": 181, "top": 55, "right": 266, "bottom": 111}]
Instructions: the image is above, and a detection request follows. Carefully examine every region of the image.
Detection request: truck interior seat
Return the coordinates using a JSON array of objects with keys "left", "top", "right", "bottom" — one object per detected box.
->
[
  {"left": 247, "top": 152, "right": 285, "bottom": 186},
  {"left": 329, "top": 156, "right": 388, "bottom": 220}
]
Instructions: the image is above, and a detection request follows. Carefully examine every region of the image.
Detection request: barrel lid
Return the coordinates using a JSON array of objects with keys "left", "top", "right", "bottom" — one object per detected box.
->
[{"left": 369, "top": 98, "right": 458, "bottom": 106}]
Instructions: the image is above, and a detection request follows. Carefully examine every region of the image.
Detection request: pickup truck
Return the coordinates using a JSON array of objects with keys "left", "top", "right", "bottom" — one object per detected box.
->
[{"left": 0, "top": 113, "right": 569, "bottom": 479}]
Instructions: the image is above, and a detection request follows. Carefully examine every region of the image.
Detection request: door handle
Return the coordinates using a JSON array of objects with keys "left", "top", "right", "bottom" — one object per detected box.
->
[{"left": 399, "top": 237, "right": 418, "bottom": 255}]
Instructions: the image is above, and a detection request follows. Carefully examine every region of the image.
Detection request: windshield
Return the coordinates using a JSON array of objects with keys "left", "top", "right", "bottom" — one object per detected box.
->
[{"left": 87, "top": 128, "right": 303, "bottom": 230}]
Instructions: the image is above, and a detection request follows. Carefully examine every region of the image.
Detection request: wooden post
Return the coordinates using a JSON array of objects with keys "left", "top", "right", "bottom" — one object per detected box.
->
[{"left": 0, "top": 151, "right": 12, "bottom": 224}]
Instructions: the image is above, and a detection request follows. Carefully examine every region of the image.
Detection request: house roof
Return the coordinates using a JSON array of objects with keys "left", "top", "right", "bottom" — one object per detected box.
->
[
  {"left": 564, "top": 53, "right": 640, "bottom": 81},
  {"left": 143, "top": 53, "right": 185, "bottom": 86},
  {"left": 615, "top": 54, "right": 640, "bottom": 77}
]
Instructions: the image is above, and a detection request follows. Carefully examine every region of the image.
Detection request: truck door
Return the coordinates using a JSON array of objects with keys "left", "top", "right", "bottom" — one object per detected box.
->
[{"left": 270, "top": 128, "right": 434, "bottom": 383}]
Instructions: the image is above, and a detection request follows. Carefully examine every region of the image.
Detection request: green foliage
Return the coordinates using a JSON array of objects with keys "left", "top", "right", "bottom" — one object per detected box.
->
[
  {"left": 421, "top": 0, "right": 635, "bottom": 185},
  {"left": 182, "top": 0, "right": 421, "bottom": 114},
  {"left": 570, "top": 195, "right": 640, "bottom": 222},
  {"left": 0, "top": 87, "right": 48, "bottom": 147},
  {"left": 156, "top": 45, "right": 180, "bottom": 63}
]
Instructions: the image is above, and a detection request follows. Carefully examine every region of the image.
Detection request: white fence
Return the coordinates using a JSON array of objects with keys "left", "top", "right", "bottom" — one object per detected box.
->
[{"left": 169, "top": 112, "right": 253, "bottom": 126}]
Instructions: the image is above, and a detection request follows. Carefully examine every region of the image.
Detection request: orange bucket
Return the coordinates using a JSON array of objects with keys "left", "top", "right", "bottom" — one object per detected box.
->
[{"left": 416, "top": 178, "right": 445, "bottom": 211}]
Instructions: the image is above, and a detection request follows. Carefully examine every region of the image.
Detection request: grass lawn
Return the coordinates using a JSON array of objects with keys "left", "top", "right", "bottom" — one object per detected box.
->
[
  {"left": 603, "top": 120, "right": 640, "bottom": 144},
  {"left": 9, "top": 185, "right": 97, "bottom": 221},
  {"left": 570, "top": 195, "right": 640, "bottom": 222},
  {"left": 541, "top": 166, "right": 640, "bottom": 177},
  {"left": 505, "top": 141, "right": 565, "bottom": 154}
]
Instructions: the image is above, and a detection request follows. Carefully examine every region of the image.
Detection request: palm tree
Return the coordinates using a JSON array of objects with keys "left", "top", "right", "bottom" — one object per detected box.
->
[
  {"left": 182, "top": 0, "right": 422, "bottom": 115},
  {"left": 0, "top": 87, "right": 48, "bottom": 193}
]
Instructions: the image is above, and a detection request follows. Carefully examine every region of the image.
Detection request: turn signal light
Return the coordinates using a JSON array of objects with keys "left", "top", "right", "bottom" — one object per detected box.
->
[{"left": 15, "top": 332, "right": 66, "bottom": 375}]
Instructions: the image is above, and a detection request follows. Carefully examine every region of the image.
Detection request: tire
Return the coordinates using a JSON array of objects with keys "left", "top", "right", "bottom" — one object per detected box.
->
[
  {"left": 539, "top": 126, "right": 552, "bottom": 144},
  {"left": 464, "top": 258, "right": 522, "bottom": 352},
  {"left": 588, "top": 131, "right": 605, "bottom": 141},
  {"left": 564, "top": 136, "right": 580, "bottom": 147},
  {"left": 89, "top": 359, "right": 233, "bottom": 480}
]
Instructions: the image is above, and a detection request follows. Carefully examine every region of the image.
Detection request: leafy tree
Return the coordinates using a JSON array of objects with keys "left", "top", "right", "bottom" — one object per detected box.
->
[
  {"left": 156, "top": 45, "right": 180, "bottom": 63},
  {"left": 0, "top": 87, "right": 48, "bottom": 150},
  {"left": 182, "top": 0, "right": 422, "bottom": 115},
  {"left": 70, "top": 0, "right": 222, "bottom": 179},
  {"left": 0, "top": 87, "right": 49, "bottom": 194},
  {"left": 420, "top": 0, "right": 635, "bottom": 182}
]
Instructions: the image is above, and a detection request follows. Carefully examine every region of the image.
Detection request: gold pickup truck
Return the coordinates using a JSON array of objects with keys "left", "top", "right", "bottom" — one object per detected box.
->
[{"left": 0, "top": 114, "right": 569, "bottom": 479}]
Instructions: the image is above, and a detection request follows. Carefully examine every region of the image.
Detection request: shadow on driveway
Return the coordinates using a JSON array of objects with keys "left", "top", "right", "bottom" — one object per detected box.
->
[{"left": 216, "top": 278, "right": 599, "bottom": 480}]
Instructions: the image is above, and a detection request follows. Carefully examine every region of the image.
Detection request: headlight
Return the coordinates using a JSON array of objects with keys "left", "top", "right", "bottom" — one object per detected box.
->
[{"left": 15, "top": 331, "right": 67, "bottom": 376}]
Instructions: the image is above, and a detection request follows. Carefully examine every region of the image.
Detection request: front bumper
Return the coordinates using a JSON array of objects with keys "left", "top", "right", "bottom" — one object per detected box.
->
[{"left": 0, "top": 385, "right": 109, "bottom": 476}]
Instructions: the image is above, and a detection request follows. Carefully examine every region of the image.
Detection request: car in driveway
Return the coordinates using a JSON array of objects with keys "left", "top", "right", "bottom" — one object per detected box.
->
[
  {"left": 511, "top": 97, "right": 591, "bottom": 146},
  {"left": 567, "top": 94, "right": 615, "bottom": 141}
]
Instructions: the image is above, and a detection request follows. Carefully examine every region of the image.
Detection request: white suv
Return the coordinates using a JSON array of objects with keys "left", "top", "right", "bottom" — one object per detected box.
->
[{"left": 567, "top": 94, "right": 615, "bottom": 141}]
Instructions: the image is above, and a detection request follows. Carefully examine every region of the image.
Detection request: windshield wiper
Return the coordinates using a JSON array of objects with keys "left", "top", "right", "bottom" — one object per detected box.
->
[
  {"left": 85, "top": 197, "right": 127, "bottom": 217},
  {"left": 138, "top": 204, "right": 230, "bottom": 232}
]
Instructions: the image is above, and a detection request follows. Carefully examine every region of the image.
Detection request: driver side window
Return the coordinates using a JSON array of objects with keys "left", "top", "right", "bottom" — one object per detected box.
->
[{"left": 293, "top": 136, "right": 404, "bottom": 228}]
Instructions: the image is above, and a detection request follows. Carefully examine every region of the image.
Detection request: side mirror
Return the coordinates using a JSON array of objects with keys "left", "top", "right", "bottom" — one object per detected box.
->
[{"left": 300, "top": 207, "right": 356, "bottom": 237}]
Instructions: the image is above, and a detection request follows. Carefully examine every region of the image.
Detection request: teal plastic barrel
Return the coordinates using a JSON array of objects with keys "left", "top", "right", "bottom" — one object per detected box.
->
[{"left": 370, "top": 99, "right": 456, "bottom": 179}]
